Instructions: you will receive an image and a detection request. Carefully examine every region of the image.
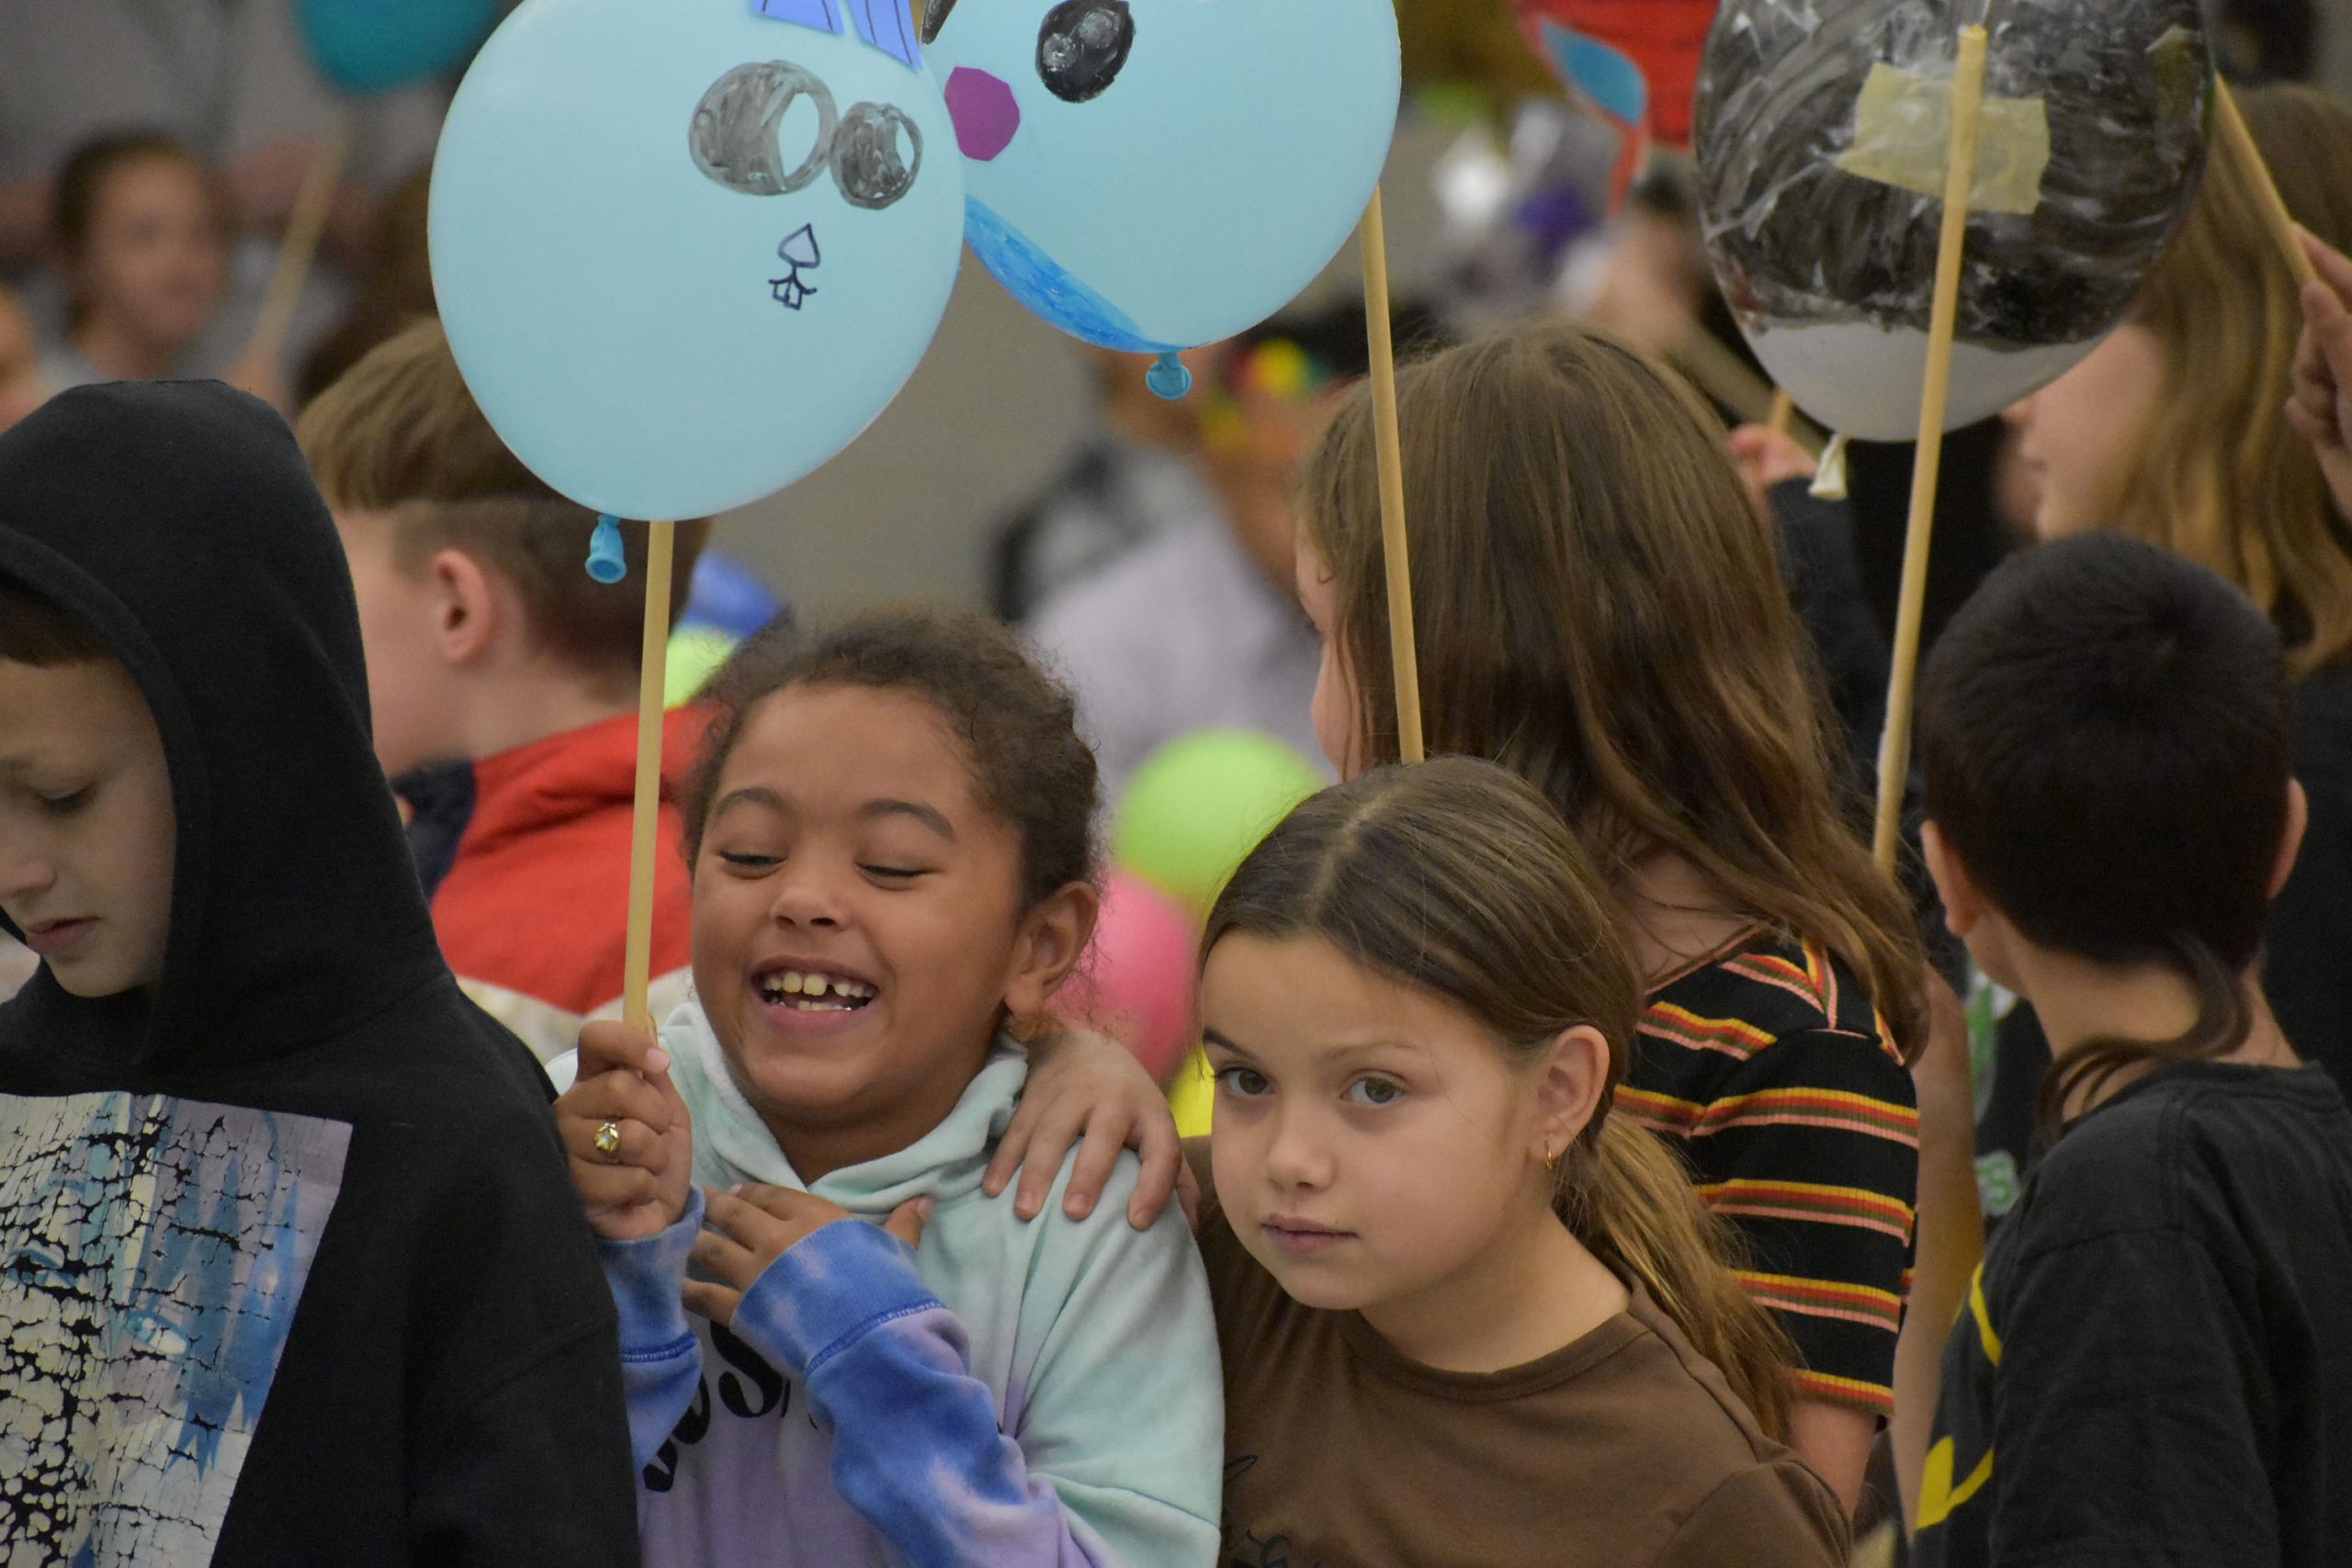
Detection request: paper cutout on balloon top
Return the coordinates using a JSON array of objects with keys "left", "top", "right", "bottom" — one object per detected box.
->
[
  {"left": 430, "top": 0, "right": 966, "bottom": 521},
  {"left": 1693, "top": 0, "right": 2212, "bottom": 443},
  {"left": 923, "top": 0, "right": 1401, "bottom": 355}
]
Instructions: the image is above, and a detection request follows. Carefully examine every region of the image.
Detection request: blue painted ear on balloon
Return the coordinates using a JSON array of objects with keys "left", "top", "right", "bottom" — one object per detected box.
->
[
  {"left": 430, "top": 0, "right": 966, "bottom": 523},
  {"left": 923, "top": 0, "right": 1400, "bottom": 360}
]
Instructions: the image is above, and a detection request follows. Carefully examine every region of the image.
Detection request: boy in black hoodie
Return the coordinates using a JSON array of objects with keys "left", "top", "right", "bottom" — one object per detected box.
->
[{"left": 0, "top": 380, "right": 639, "bottom": 1564}]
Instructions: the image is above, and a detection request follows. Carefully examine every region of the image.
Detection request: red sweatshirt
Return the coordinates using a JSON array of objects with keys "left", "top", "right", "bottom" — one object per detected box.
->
[{"left": 405, "top": 708, "right": 705, "bottom": 1063}]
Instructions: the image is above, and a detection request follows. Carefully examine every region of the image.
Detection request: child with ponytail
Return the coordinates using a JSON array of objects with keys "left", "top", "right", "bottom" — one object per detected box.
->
[
  {"left": 1290, "top": 322, "right": 1926, "bottom": 1504},
  {"left": 1194, "top": 758, "right": 1846, "bottom": 1565}
]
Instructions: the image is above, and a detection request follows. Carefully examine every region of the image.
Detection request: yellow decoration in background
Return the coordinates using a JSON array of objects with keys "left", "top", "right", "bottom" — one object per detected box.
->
[{"left": 1168, "top": 1045, "right": 1216, "bottom": 1138}]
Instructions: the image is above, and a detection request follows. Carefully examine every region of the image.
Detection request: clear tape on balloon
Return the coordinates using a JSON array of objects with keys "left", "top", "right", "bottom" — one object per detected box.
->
[{"left": 1834, "top": 62, "right": 2050, "bottom": 218}]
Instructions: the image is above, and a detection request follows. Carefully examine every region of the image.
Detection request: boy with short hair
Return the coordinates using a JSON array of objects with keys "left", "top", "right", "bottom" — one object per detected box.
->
[
  {"left": 0, "top": 379, "right": 635, "bottom": 1562},
  {"left": 297, "top": 320, "right": 715, "bottom": 1064},
  {"left": 1910, "top": 534, "right": 2352, "bottom": 1566}
]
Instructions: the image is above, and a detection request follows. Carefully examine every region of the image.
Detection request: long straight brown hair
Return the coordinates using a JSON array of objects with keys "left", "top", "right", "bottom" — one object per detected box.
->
[
  {"left": 2094, "top": 84, "right": 2352, "bottom": 678},
  {"left": 1204, "top": 759, "right": 1797, "bottom": 1438},
  {"left": 1301, "top": 321, "right": 1928, "bottom": 1054}
]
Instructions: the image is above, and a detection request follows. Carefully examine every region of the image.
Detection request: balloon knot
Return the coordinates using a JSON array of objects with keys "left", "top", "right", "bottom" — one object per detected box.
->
[
  {"left": 1146, "top": 352, "right": 1193, "bottom": 400},
  {"left": 586, "top": 515, "right": 628, "bottom": 582}
]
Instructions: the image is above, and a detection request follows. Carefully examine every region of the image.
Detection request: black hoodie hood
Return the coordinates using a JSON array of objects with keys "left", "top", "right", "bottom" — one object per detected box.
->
[{"left": 0, "top": 380, "right": 445, "bottom": 1071}]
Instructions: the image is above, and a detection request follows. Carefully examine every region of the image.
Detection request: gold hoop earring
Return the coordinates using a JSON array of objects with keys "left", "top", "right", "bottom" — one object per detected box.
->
[{"left": 1544, "top": 1142, "right": 1559, "bottom": 1173}]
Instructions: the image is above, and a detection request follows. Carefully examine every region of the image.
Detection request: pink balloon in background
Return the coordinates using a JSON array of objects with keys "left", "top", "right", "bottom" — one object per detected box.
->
[{"left": 1057, "top": 872, "right": 1198, "bottom": 1083}]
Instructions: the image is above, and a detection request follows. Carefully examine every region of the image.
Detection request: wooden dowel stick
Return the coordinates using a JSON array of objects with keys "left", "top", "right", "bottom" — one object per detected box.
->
[
  {"left": 2213, "top": 78, "right": 2320, "bottom": 288},
  {"left": 1767, "top": 388, "right": 1797, "bottom": 437},
  {"left": 1674, "top": 326, "right": 1825, "bottom": 459},
  {"left": 243, "top": 108, "right": 355, "bottom": 375},
  {"left": 1360, "top": 187, "right": 1425, "bottom": 763},
  {"left": 622, "top": 521, "right": 677, "bottom": 1029},
  {"left": 1873, "top": 25, "right": 1991, "bottom": 870}
]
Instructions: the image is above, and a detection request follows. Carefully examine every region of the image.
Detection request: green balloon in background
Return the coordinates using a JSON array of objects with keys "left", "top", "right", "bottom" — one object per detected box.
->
[
  {"left": 1113, "top": 730, "right": 1325, "bottom": 916},
  {"left": 665, "top": 627, "right": 737, "bottom": 708}
]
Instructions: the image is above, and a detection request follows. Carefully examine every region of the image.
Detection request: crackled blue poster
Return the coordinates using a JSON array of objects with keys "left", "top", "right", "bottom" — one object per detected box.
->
[{"left": 0, "top": 1092, "right": 350, "bottom": 1564}]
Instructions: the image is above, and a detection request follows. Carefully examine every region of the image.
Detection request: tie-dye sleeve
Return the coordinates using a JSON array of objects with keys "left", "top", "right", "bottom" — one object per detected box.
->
[
  {"left": 596, "top": 1189, "right": 708, "bottom": 1471},
  {"left": 733, "top": 1211, "right": 1220, "bottom": 1568}
]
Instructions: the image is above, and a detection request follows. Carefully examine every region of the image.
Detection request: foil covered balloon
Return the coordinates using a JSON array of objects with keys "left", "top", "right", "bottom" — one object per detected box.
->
[
  {"left": 922, "top": 0, "right": 1401, "bottom": 355},
  {"left": 1694, "top": 0, "right": 2212, "bottom": 441},
  {"left": 431, "top": 0, "right": 966, "bottom": 520}
]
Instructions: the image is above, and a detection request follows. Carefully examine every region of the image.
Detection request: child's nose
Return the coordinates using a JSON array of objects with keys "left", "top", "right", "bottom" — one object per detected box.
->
[
  {"left": 0, "top": 843, "right": 57, "bottom": 903},
  {"left": 764, "top": 864, "right": 847, "bottom": 929},
  {"left": 1262, "top": 1106, "right": 1334, "bottom": 1190}
]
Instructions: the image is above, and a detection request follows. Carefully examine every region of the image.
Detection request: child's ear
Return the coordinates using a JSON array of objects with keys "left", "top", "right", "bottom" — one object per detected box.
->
[
  {"left": 1001, "top": 880, "right": 1101, "bottom": 1029},
  {"left": 2270, "top": 780, "right": 2311, "bottom": 900},
  {"left": 426, "top": 548, "right": 499, "bottom": 668},
  {"left": 1534, "top": 1024, "right": 1611, "bottom": 1161},
  {"left": 1920, "top": 821, "right": 1984, "bottom": 941}
]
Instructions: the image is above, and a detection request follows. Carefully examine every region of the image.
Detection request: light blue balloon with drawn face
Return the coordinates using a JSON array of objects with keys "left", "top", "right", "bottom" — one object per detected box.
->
[
  {"left": 430, "top": 0, "right": 965, "bottom": 521},
  {"left": 922, "top": 0, "right": 1400, "bottom": 355}
]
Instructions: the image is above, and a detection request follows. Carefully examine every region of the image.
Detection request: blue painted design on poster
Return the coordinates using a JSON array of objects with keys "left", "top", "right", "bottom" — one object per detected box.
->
[{"left": 0, "top": 1092, "right": 351, "bottom": 1561}]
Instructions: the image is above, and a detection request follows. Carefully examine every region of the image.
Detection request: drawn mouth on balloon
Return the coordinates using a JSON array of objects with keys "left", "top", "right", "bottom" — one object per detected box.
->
[{"left": 960, "top": 197, "right": 1178, "bottom": 355}]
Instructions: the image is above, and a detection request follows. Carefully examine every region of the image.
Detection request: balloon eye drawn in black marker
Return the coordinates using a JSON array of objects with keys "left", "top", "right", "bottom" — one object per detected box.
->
[
  {"left": 833, "top": 102, "right": 922, "bottom": 210},
  {"left": 1036, "top": 0, "right": 1134, "bottom": 104},
  {"left": 691, "top": 62, "right": 838, "bottom": 197},
  {"left": 688, "top": 61, "right": 923, "bottom": 211}
]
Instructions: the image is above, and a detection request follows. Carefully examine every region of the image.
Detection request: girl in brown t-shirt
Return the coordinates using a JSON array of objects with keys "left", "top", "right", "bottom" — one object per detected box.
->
[{"left": 1191, "top": 758, "right": 1847, "bottom": 1568}]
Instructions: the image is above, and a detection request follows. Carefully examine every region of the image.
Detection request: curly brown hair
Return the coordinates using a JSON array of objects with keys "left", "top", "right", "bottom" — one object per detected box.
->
[{"left": 682, "top": 608, "right": 1098, "bottom": 910}]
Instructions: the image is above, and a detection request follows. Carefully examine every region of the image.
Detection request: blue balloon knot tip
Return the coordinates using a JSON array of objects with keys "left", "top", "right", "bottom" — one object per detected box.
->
[
  {"left": 1146, "top": 352, "right": 1193, "bottom": 400},
  {"left": 585, "top": 515, "right": 628, "bottom": 583}
]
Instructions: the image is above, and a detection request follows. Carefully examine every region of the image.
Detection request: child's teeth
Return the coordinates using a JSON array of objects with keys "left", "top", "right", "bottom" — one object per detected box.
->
[{"left": 782, "top": 971, "right": 807, "bottom": 995}]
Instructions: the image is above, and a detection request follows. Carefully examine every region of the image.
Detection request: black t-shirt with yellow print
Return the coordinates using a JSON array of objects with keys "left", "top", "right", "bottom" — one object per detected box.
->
[{"left": 1915, "top": 1060, "right": 2352, "bottom": 1568}]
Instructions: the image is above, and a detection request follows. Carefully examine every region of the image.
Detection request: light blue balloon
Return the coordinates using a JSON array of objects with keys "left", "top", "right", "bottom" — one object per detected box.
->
[
  {"left": 297, "top": 0, "right": 500, "bottom": 95},
  {"left": 430, "top": 0, "right": 966, "bottom": 521},
  {"left": 924, "top": 0, "right": 1399, "bottom": 354}
]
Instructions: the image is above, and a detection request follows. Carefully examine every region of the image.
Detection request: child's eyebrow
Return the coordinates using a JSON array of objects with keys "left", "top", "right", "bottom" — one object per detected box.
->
[
  {"left": 858, "top": 798, "right": 955, "bottom": 841},
  {"left": 711, "top": 785, "right": 786, "bottom": 820},
  {"left": 1202, "top": 1029, "right": 1256, "bottom": 1062}
]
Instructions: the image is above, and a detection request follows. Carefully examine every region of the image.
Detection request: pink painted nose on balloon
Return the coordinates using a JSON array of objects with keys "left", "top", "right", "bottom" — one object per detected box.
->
[{"left": 944, "top": 66, "right": 1020, "bottom": 162}]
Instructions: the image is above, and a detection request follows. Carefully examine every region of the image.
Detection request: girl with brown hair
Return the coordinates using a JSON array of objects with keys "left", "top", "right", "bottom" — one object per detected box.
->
[
  {"left": 2005, "top": 83, "right": 2352, "bottom": 1084},
  {"left": 1195, "top": 757, "right": 1846, "bottom": 1564},
  {"left": 1290, "top": 320, "right": 1927, "bottom": 1506}
]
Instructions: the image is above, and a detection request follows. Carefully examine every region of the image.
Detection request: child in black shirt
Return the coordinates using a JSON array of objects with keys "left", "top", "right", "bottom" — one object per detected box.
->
[{"left": 1909, "top": 534, "right": 2352, "bottom": 1565}]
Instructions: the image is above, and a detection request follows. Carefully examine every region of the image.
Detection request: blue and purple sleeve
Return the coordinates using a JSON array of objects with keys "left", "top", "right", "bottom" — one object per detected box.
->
[
  {"left": 596, "top": 1188, "right": 708, "bottom": 1472},
  {"left": 729, "top": 1218, "right": 1114, "bottom": 1567}
]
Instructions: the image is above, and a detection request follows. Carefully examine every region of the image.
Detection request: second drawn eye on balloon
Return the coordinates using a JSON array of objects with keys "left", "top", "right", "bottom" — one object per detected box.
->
[
  {"left": 1036, "top": 0, "right": 1134, "bottom": 104},
  {"left": 689, "top": 59, "right": 924, "bottom": 209}
]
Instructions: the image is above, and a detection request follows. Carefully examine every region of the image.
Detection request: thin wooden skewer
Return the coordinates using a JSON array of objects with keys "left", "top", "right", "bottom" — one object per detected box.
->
[
  {"left": 1360, "top": 187, "right": 1424, "bottom": 763},
  {"left": 622, "top": 520, "right": 677, "bottom": 1028},
  {"left": 243, "top": 108, "right": 356, "bottom": 377},
  {"left": 1873, "top": 25, "right": 1991, "bottom": 869},
  {"left": 2213, "top": 78, "right": 2320, "bottom": 289}
]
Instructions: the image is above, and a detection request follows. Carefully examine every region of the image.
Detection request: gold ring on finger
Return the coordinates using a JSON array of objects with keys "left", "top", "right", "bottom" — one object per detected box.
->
[{"left": 594, "top": 1119, "right": 624, "bottom": 1160}]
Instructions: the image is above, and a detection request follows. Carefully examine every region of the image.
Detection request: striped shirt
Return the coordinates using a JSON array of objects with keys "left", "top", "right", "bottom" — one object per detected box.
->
[{"left": 1625, "top": 931, "right": 1919, "bottom": 1416}]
